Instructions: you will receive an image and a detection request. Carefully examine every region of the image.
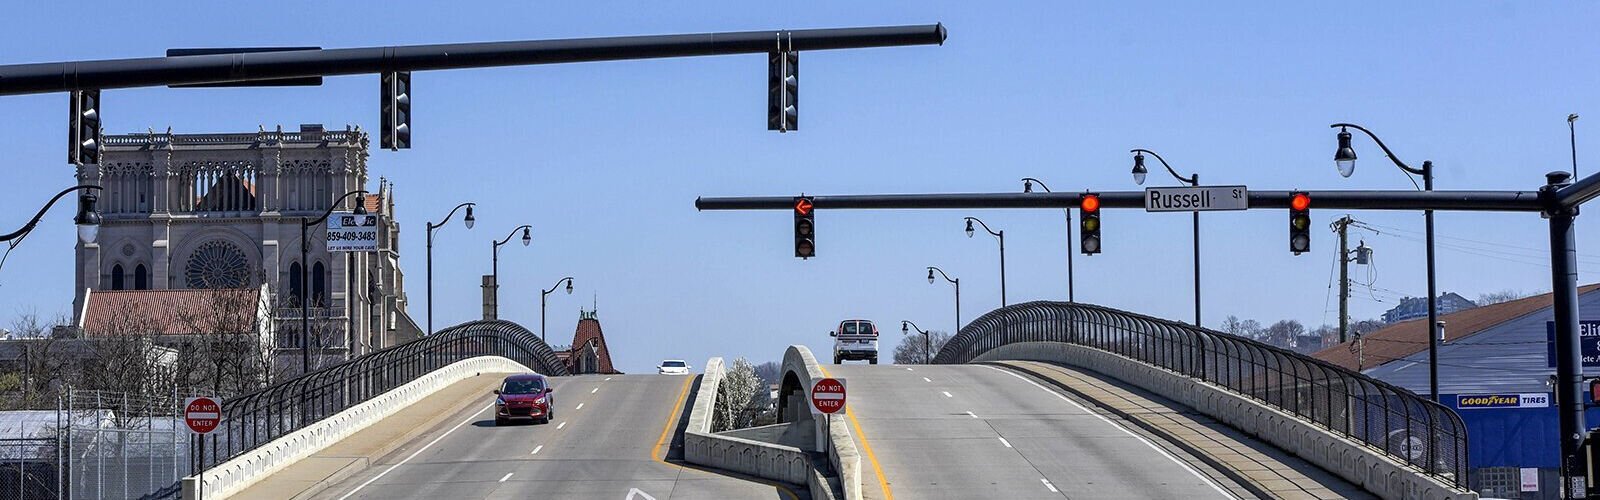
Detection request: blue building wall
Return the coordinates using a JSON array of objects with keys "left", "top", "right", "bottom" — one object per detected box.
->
[{"left": 1449, "top": 394, "right": 1600, "bottom": 468}]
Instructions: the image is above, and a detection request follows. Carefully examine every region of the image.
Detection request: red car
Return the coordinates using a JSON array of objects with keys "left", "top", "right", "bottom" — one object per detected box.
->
[{"left": 494, "top": 374, "right": 554, "bottom": 425}]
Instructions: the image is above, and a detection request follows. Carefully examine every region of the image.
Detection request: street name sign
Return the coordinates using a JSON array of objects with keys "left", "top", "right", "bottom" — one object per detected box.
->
[
  {"left": 1144, "top": 186, "right": 1248, "bottom": 212},
  {"left": 184, "top": 397, "right": 221, "bottom": 434},
  {"left": 327, "top": 212, "right": 380, "bottom": 252},
  {"left": 810, "top": 378, "right": 846, "bottom": 414}
]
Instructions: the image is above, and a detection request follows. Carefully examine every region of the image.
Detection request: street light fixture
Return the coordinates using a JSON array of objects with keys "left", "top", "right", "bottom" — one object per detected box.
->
[
  {"left": 962, "top": 216, "right": 1005, "bottom": 307},
  {"left": 927, "top": 266, "right": 960, "bottom": 335},
  {"left": 1330, "top": 122, "right": 1439, "bottom": 404},
  {"left": 1021, "top": 177, "right": 1074, "bottom": 302},
  {"left": 425, "top": 202, "right": 476, "bottom": 335},
  {"left": 541, "top": 276, "right": 575, "bottom": 343},
  {"left": 489, "top": 224, "right": 532, "bottom": 320},
  {"left": 1, "top": 185, "right": 103, "bottom": 251},
  {"left": 1130, "top": 149, "right": 1203, "bottom": 326},
  {"left": 300, "top": 189, "right": 368, "bottom": 375},
  {"left": 902, "top": 320, "right": 931, "bottom": 364}
]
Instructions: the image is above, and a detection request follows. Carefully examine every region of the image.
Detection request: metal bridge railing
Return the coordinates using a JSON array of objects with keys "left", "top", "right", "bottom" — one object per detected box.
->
[
  {"left": 933, "top": 301, "right": 1469, "bottom": 488},
  {"left": 189, "top": 319, "right": 567, "bottom": 477}
]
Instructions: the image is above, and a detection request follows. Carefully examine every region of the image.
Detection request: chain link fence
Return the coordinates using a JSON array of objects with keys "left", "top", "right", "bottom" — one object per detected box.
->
[
  {"left": 933, "top": 300, "right": 1470, "bottom": 489},
  {"left": 63, "top": 390, "right": 192, "bottom": 500}
]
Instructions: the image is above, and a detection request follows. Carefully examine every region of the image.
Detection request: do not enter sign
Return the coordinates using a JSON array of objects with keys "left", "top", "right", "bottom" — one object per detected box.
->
[
  {"left": 811, "top": 378, "right": 846, "bottom": 414},
  {"left": 184, "top": 397, "right": 221, "bottom": 434}
]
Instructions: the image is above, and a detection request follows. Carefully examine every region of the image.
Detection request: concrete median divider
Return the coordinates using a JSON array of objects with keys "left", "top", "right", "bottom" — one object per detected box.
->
[
  {"left": 973, "top": 341, "right": 1476, "bottom": 500},
  {"left": 684, "top": 356, "right": 838, "bottom": 500},
  {"left": 181, "top": 356, "right": 533, "bottom": 500}
]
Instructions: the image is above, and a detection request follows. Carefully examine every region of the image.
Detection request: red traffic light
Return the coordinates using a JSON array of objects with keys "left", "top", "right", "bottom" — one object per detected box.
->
[
  {"left": 794, "top": 198, "right": 814, "bottom": 216},
  {"left": 1080, "top": 194, "right": 1101, "bottom": 213},
  {"left": 1290, "top": 192, "right": 1311, "bottom": 211}
]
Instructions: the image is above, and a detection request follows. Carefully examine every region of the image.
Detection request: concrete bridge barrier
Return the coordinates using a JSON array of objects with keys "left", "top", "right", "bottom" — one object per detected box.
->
[
  {"left": 181, "top": 356, "right": 532, "bottom": 499},
  {"left": 683, "top": 357, "right": 828, "bottom": 497}
]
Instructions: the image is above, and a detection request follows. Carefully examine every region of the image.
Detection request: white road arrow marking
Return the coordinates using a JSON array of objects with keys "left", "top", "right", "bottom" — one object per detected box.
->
[{"left": 626, "top": 487, "right": 657, "bottom": 500}]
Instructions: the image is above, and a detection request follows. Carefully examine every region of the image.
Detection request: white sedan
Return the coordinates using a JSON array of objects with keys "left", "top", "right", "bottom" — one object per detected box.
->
[{"left": 658, "top": 360, "right": 691, "bottom": 375}]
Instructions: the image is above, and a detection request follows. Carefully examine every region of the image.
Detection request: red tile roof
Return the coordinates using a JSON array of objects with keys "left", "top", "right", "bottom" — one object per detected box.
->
[
  {"left": 1311, "top": 284, "right": 1600, "bottom": 370},
  {"left": 81, "top": 288, "right": 262, "bottom": 337}
]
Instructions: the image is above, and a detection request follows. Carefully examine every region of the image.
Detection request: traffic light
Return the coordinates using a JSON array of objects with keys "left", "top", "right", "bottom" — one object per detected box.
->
[
  {"left": 1290, "top": 192, "right": 1311, "bottom": 254},
  {"left": 381, "top": 71, "right": 412, "bottom": 150},
  {"left": 1080, "top": 193, "right": 1101, "bottom": 255},
  {"left": 767, "top": 51, "right": 797, "bottom": 132},
  {"left": 794, "top": 196, "right": 815, "bottom": 258},
  {"left": 68, "top": 89, "right": 101, "bottom": 165}
]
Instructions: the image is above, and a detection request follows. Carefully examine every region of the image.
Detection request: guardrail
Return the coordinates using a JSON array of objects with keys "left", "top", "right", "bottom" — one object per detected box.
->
[
  {"left": 188, "top": 319, "right": 566, "bottom": 479},
  {"left": 933, "top": 301, "right": 1469, "bottom": 489}
]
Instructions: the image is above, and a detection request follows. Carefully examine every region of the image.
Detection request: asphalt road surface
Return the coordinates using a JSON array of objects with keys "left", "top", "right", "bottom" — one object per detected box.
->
[
  {"left": 322, "top": 374, "right": 797, "bottom": 500},
  {"left": 822, "top": 363, "right": 1245, "bottom": 500}
]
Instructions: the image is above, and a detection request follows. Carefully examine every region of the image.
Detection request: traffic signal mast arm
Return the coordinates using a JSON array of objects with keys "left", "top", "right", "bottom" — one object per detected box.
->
[
  {"left": 0, "top": 24, "right": 946, "bottom": 96},
  {"left": 697, "top": 189, "right": 1545, "bottom": 213}
]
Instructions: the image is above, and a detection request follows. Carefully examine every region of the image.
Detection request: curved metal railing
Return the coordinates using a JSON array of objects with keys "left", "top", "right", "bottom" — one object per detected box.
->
[
  {"left": 934, "top": 301, "right": 1468, "bottom": 488},
  {"left": 191, "top": 319, "right": 567, "bottom": 473}
]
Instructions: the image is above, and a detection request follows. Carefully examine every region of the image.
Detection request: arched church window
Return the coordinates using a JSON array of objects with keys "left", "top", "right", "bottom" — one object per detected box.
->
[
  {"left": 289, "top": 262, "right": 304, "bottom": 303},
  {"left": 134, "top": 264, "right": 149, "bottom": 290},
  {"left": 312, "top": 262, "right": 327, "bottom": 307},
  {"left": 110, "top": 264, "right": 125, "bottom": 290},
  {"left": 184, "top": 240, "right": 249, "bottom": 289}
]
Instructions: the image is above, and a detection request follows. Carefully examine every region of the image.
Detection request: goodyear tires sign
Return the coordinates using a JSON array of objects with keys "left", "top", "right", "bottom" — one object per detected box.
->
[{"left": 1455, "top": 393, "right": 1550, "bottom": 410}]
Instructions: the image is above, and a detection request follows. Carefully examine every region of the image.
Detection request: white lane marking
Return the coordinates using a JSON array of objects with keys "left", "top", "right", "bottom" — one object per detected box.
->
[
  {"left": 591, "top": 387, "right": 599, "bottom": 394},
  {"left": 905, "top": 367, "right": 914, "bottom": 371},
  {"left": 605, "top": 377, "right": 613, "bottom": 381},
  {"left": 336, "top": 403, "right": 491, "bottom": 500},
  {"left": 575, "top": 403, "right": 584, "bottom": 410},
  {"left": 965, "top": 411, "right": 978, "bottom": 419},
  {"left": 1041, "top": 478, "right": 1058, "bottom": 493},
  {"left": 922, "top": 377, "right": 932, "bottom": 383},
  {"left": 531, "top": 445, "right": 543, "bottom": 455},
  {"left": 998, "top": 437, "right": 1012, "bottom": 448},
  {"left": 499, "top": 472, "right": 514, "bottom": 482},
  {"left": 626, "top": 488, "right": 658, "bottom": 500},
  {"left": 983, "top": 365, "right": 1238, "bottom": 499},
  {"left": 557, "top": 421, "right": 567, "bottom": 430},
  {"left": 941, "top": 391, "right": 953, "bottom": 398}
]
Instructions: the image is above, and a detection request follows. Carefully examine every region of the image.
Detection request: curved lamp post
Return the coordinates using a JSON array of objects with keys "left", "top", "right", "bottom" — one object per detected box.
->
[
  {"left": 301, "top": 189, "right": 368, "bottom": 374},
  {"left": 425, "top": 202, "right": 476, "bottom": 334},
  {"left": 1021, "top": 177, "right": 1074, "bottom": 302},
  {"left": 489, "top": 224, "right": 532, "bottom": 320},
  {"left": 902, "top": 320, "right": 931, "bottom": 364},
  {"left": 1131, "top": 149, "right": 1202, "bottom": 326},
  {"left": 0, "top": 185, "right": 102, "bottom": 246},
  {"left": 927, "top": 266, "right": 960, "bottom": 335},
  {"left": 1331, "top": 122, "right": 1439, "bottom": 404},
  {"left": 541, "top": 276, "right": 574, "bottom": 343},
  {"left": 963, "top": 217, "right": 1006, "bottom": 307}
]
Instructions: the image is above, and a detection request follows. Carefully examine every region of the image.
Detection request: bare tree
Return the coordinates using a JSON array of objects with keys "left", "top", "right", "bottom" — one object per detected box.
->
[
  {"left": 1477, "top": 289, "right": 1529, "bottom": 306},
  {"left": 172, "top": 287, "right": 272, "bottom": 397},
  {"left": 893, "top": 330, "right": 952, "bottom": 364},
  {"left": 1264, "top": 319, "right": 1305, "bottom": 348}
]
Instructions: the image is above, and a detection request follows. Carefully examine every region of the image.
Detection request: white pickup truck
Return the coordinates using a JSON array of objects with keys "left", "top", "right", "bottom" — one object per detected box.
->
[{"left": 830, "top": 319, "right": 880, "bottom": 365}]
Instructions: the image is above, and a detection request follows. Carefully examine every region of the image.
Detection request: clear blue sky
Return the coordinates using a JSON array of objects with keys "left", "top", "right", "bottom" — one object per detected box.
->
[{"left": 1, "top": 2, "right": 1596, "bottom": 373}]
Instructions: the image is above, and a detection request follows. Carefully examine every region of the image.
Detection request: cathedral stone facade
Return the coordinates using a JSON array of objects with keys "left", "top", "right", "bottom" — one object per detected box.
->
[{"left": 72, "top": 125, "right": 421, "bottom": 369}]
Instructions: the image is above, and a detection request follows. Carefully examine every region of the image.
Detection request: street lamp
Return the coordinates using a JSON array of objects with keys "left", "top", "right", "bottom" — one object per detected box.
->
[
  {"left": 489, "top": 224, "right": 532, "bottom": 320},
  {"left": 927, "top": 266, "right": 960, "bottom": 335},
  {"left": 1330, "top": 122, "right": 1440, "bottom": 404},
  {"left": 426, "top": 202, "right": 476, "bottom": 335},
  {"left": 1130, "top": 149, "right": 1203, "bottom": 327},
  {"left": 1021, "top": 177, "right": 1074, "bottom": 302},
  {"left": 541, "top": 276, "right": 575, "bottom": 343},
  {"left": 902, "top": 320, "right": 931, "bottom": 364},
  {"left": 963, "top": 217, "right": 1006, "bottom": 307},
  {"left": 301, "top": 189, "right": 368, "bottom": 375},
  {"left": 0, "top": 185, "right": 102, "bottom": 248}
]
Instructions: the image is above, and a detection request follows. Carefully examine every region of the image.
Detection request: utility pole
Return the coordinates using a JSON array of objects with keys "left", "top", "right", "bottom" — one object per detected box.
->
[{"left": 1334, "top": 216, "right": 1353, "bottom": 344}]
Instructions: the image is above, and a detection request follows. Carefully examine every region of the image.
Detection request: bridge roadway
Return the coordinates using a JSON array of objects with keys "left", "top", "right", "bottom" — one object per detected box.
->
[
  {"left": 822, "top": 363, "right": 1248, "bottom": 500},
  {"left": 321, "top": 374, "right": 796, "bottom": 500}
]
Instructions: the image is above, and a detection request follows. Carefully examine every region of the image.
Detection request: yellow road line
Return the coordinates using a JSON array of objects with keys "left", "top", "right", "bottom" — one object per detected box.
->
[
  {"left": 653, "top": 375, "right": 695, "bottom": 460},
  {"left": 652, "top": 375, "right": 800, "bottom": 500},
  {"left": 818, "top": 365, "right": 893, "bottom": 500}
]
